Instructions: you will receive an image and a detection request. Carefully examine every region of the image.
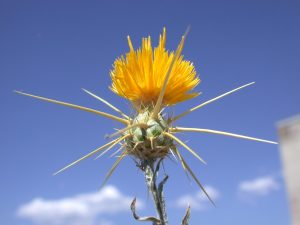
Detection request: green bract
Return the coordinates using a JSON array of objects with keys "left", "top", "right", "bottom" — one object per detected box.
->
[{"left": 125, "top": 111, "right": 173, "bottom": 159}]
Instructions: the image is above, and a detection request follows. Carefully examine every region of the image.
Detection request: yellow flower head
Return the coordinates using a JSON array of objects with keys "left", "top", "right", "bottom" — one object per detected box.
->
[{"left": 110, "top": 28, "right": 200, "bottom": 108}]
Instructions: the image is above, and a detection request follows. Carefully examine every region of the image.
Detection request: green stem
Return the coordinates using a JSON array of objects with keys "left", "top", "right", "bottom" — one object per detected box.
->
[
  {"left": 131, "top": 159, "right": 190, "bottom": 224},
  {"left": 143, "top": 159, "right": 168, "bottom": 225}
]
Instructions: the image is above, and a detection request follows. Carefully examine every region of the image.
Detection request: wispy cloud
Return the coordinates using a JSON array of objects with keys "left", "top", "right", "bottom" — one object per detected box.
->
[
  {"left": 17, "top": 185, "right": 143, "bottom": 225},
  {"left": 175, "top": 185, "right": 220, "bottom": 210},
  {"left": 238, "top": 175, "right": 280, "bottom": 197}
]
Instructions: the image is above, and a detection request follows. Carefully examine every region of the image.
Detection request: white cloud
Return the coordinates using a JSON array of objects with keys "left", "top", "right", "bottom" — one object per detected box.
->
[
  {"left": 175, "top": 185, "right": 220, "bottom": 210},
  {"left": 17, "top": 185, "right": 143, "bottom": 225},
  {"left": 238, "top": 175, "right": 280, "bottom": 197}
]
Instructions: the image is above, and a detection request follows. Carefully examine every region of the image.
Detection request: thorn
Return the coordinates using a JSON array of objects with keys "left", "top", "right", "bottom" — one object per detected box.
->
[
  {"left": 150, "top": 137, "right": 155, "bottom": 149},
  {"left": 182, "top": 205, "right": 191, "bottom": 225}
]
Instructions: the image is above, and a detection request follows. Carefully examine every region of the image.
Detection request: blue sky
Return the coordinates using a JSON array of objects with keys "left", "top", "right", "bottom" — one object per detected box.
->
[{"left": 1, "top": 0, "right": 300, "bottom": 225}]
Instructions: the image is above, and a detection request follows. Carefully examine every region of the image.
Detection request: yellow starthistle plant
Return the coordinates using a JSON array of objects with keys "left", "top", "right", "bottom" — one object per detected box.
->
[{"left": 16, "top": 28, "right": 277, "bottom": 225}]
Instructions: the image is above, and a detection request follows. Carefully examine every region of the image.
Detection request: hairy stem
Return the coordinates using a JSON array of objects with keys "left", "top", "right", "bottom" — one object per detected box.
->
[{"left": 143, "top": 159, "right": 168, "bottom": 225}]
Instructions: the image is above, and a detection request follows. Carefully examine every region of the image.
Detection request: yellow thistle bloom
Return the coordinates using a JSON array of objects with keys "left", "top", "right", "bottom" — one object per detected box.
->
[
  {"left": 110, "top": 28, "right": 200, "bottom": 108},
  {"left": 15, "top": 28, "right": 277, "bottom": 205}
]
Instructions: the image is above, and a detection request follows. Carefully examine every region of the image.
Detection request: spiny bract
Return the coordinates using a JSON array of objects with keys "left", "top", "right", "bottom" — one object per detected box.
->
[{"left": 125, "top": 110, "right": 172, "bottom": 160}]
